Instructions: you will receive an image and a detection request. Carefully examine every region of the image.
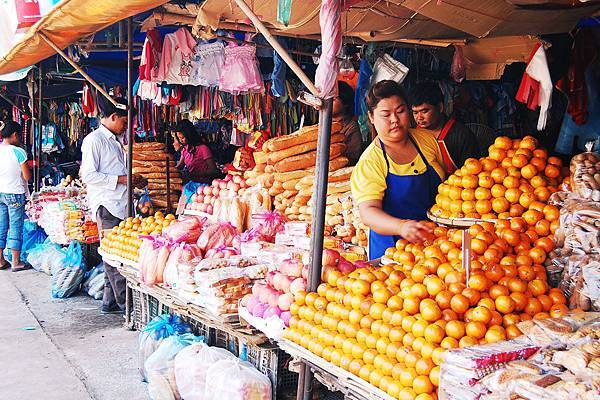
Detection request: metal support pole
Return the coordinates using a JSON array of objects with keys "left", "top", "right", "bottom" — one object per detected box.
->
[
  {"left": 39, "top": 32, "right": 124, "bottom": 110},
  {"left": 231, "top": 0, "right": 320, "bottom": 98},
  {"left": 298, "top": 97, "right": 334, "bottom": 400},
  {"left": 126, "top": 17, "right": 134, "bottom": 217},
  {"left": 36, "top": 64, "right": 43, "bottom": 191}
]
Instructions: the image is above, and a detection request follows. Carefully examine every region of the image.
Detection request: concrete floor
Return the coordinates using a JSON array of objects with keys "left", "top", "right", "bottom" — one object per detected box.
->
[{"left": 0, "top": 268, "right": 147, "bottom": 400}]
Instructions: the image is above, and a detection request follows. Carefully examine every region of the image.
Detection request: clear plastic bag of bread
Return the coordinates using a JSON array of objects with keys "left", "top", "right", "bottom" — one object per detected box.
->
[
  {"left": 559, "top": 254, "right": 600, "bottom": 311},
  {"left": 563, "top": 202, "right": 600, "bottom": 255},
  {"left": 570, "top": 141, "right": 600, "bottom": 201}
]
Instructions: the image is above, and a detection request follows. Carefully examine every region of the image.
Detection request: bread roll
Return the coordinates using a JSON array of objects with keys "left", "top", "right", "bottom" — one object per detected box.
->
[
  {"left": 274, "top": 170, "right": 310, "bottom": 182},
  {"left": 307, "top": 156, "right": 349, "bottom": 173},
  {"left": 274, "top": 143, "right": 346, "bottom": 173}
]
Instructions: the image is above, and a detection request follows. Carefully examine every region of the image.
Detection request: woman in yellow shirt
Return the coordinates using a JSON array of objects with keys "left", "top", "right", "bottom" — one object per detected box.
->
[{"left": 351, "top": 80, "right": 446, "bottom": 259}]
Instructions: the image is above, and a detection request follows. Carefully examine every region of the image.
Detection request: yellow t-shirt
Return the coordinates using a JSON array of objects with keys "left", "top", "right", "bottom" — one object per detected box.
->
[{"left": 351, "top": 129, "right": 446, "bottom": 204}]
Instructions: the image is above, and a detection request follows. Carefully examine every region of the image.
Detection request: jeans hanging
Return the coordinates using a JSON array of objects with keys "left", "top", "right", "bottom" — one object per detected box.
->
[{"left": 271, "top": 38, "right": 288, "bottom": 97}]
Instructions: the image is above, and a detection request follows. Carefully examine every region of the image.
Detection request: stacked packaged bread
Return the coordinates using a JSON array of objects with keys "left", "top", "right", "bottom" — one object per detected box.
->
[{"left": 132, "top": 142, "right": 182, "bottom": 208}]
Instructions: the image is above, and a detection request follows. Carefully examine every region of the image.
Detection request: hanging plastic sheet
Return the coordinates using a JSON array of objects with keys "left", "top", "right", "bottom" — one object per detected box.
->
[
  {"left": 277, "top": 0, "right": 293, "bottom": 26},
  {"left": 354, "top": 58, "right": 372, "bottom": 117},
  {"left": 314, "top": 0, "right": 341, "bottom": 99}
]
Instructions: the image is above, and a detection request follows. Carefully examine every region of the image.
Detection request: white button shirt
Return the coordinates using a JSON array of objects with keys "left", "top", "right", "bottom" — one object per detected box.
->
[{"left": 80, "top": 124, "right": 127, "bottom": 220}]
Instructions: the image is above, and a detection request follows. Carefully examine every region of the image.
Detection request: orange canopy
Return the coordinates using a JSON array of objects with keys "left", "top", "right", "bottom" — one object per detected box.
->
[{"left": 0, "top": 0, "right": 170, "bottom": 75}]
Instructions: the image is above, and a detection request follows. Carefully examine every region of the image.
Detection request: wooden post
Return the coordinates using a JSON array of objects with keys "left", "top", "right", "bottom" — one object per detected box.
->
[{"left": 126, "top": 17, "right": 134, "bottom": 217}]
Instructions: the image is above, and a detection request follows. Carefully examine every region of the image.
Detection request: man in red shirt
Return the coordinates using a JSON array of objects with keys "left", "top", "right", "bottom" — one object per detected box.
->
[{"left": 410, "top": 81, "right": 480, "bottom": 174}]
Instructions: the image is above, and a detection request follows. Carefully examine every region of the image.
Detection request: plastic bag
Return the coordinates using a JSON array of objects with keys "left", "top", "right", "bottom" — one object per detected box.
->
[
  {"left": 138, "top": 314, "right": 192, "bottom": 381},
  {"left": 197, "top": 222, "right": 238, "bottom": 252},
  {"left": 27, "top": 237, "right": 62, "bottom": 274},
  {"left": 51, "top": 241, "right": 85, "bottom": 298},
  {"left": 251, "top": 211, "right": 286, "bottom": 242},
  {"left": 145, "top": 333, "right": 204, "bottom": 400},
  {"left": 21, "top": 220, "right": 47, "bottom": 262},
  {"left": 570, "top": 143, "right": 600, "bottom": 201},
  {"left": 371, "top": 53, "right": 409, "bottom": 84},
  {"left": 83, "top": 263, "right": 105, "bottom": 298},
  {"left": 204, "top": 358, "right": 272, "bottom": 400},
  {"left": 162, "top": 216, "right": 205, "bottom": 244},
  {"left": 137, "top": 188, "right": 154, "bottom": 217},
  {"left": 173, "top": 343, "right": 236, "bottom": 400},
  {"left": 450, "top": 45, "right": 467, "bottom": 83}
]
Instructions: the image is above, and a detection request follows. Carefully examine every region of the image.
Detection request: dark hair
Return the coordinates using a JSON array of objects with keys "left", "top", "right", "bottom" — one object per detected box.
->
[
  {"left": 337, "top": 81, "right": 355, "bottom": 117},
  {"left": 409, "top": 81, "right": 443, "bottom": 107},
  {"left": 98, "top": 96, "right": 133, "bottom": 118},
  {"left": 1, "top": 120, "right": 21, "bottom": 139},
  {"left": 366, "top": 80, "right": 410, "bottom": 113},
  {"left": 175, "top": 120, "right": 202, "bottom": 147}
]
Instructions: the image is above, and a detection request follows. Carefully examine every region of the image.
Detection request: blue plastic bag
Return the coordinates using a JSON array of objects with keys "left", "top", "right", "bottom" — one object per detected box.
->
[
  {"left": 50, "top": 241, "right": 85, "bottom": 298},
  {"left": 3, "top": 220, "right": 47, "bottom": 263},
  {"left": 138, "top": 314, "right": 192, "bottom": 381},
  {"left": 182, "top": 182, "right": 205, "bottom": 204},
  {"left": 27, "top": 237, "right": 63, "bottom": 274}
]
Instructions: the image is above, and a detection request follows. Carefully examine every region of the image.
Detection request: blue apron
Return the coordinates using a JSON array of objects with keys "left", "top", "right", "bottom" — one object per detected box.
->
[{"left": 369, "top": 136, "right": 442, "bottom": 259}]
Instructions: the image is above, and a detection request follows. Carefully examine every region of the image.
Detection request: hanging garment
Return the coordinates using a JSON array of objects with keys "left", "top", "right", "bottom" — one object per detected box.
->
[
  {"left": 139, "top": 29, "right": 163, "bottom": 82},
  {"left": 156, "top": 28, "right": 198, "bottom": 85},
  {"left": 192, "top": 41, "right": 225, "bottom": 86},
  {"left": 515, "top": 44, "right": 552, "bottom": 131},
  {"left": 556, "top": 67, "right": 600, "bottom": 155},
  {"left": 218, "top": 42, "right": 264, "bottom": 94},
  {"left": 81, "top": 83, "right": 97, "bottom": 117},
  {"left": 271, "top": 39, "right": 288, "bottom": 97},
  {"left": 368, "top": 137, "right": 442, "bottom": 259},
  {"left": 314, "top": 0, "right": 341, "bottom": 98},
  {"left": 41, "top": 123, "right": 63, "bottom": 153}
]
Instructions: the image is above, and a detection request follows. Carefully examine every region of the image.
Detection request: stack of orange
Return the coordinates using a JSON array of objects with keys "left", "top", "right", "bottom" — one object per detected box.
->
[
  {"left": 431, "top": 136, "right": 564, "bottom": 223},
  {"left": 283, "top": 222, "right": 567, "bottom": 400}
]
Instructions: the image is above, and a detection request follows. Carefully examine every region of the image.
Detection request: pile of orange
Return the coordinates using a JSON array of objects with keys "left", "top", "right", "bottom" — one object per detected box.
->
[
  {"left": 100, "top": 212, "right": 175, "bottom": 261},
  {"left": 283, "top": 222, "right": 568, "bottom": 400},
  {"left": 431, "top": 136, "right": 565, "bottom": 222}
]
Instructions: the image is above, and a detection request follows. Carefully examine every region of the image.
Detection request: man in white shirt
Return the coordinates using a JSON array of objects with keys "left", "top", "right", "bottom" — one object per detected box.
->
[{"left": 81, "top": 97, "right": 144, "bottom": 314}]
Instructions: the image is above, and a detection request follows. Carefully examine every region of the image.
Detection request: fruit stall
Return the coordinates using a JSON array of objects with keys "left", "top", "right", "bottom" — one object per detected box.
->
[{"left": 98, "top": 129, "right": 600, "bottom": 400}]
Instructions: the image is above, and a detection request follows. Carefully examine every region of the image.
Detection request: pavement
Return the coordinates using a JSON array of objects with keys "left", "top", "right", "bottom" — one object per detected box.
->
[{"left": 0, "top": 268, "right": 147, "bottom": 400}]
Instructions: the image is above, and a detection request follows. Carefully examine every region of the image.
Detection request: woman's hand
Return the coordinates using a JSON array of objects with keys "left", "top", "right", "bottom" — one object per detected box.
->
[{"left": 398, "top": 220, "right": 434, "bottom": 243}]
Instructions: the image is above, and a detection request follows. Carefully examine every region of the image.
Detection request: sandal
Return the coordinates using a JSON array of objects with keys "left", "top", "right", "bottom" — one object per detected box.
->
[
  {"left": 0, "top": 260, "right": 10, "bottom": 270},
  {"left": 11, "top": 264, "right": 31, "bottom": 272}
]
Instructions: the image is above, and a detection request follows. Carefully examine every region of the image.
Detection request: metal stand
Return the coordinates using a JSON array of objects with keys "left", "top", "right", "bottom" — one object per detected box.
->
[{"left": 126, "top": 17, "right": 134, "bottom": 217}]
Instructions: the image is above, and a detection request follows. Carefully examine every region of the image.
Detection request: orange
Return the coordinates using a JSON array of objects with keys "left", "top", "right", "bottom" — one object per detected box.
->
[
  {"left": 479, "top": 173, "right": 495, "bottom": 189},
  {"left": 491, "top": 184, "right": 507, "bottom": 199},
  {"left": 468, "top": 275, "right": 491, "bottom": 292},
  {"left": 505, "top": 188, "right": 523, "bottom": 204},
  {"left": 440, "top": 336, "right": 459, "bottom": 350},
  {"left": 445, "top": 320, "right": 466, "bottom": 340},
  {"left": 534, "top": 312, "right": 550, "bottom": 320},
  {"left": 462, "top": 174, "right": 479, "bottom": 189},
  {"left": 524, "top": 298, "right": 543, "bottom": 316},
  {"left": 543, "top": 204, "right": 560, "bottom": 221},
  {"left": 424, "top": 324, "right": 445, "bottom": 345},
  {"left": 528, "top": 279, "right": 548, "bottom": 296},
  {"left": 435, "top": 290, "right": 454, "bottom": 310},
  {"left": 415, "top": 357, "right": 436, "bottom": 376},
  {"left": 506, "top": 325, "right": 523, "bottom": 339},
  {"left": 491, "top": 167, "right": 509, "bottom": 184},
  {"left": 548, "top": 290, "right": 567, "bottom": 305},
  {"left": 482, "top": 158, "right": 498, "bottom": 171},
  {"left": 519, "top": 192, "right": 536, "bottom": 208},
  {"left": 492, "top": 197, "right": 510, "bottom": 213},
  {"left": 465, "top": 321, "right": 487, "bottom": 339},
  {"left": 508, "top": 278, "right": 527, "bottom": 293},
  {"left": 489, "top": 284, "right": 510, "bottom": 300},
  {"left": 495, "top": 137, "right": 513, "bottom": 150},
  {"left": 489, "top": 147, "right": 508, "bottom": 162},
  {"left": 495, "top": 295, "right": 516, "bottom": 314},
  {"left": 521, "top": 164, "right": 538, "bottom": 180},
  {"left": 450, "top": 294, "right": 470, "bottom": 314},
  {"left": 512, "top": 154, "right": 528, "bottom": 168},
  {"left": 503, "top": 313, "right": 521, "bottom": 327},
  {"left": 459, "top": 336, "right": 478, "bottom": 348},
  {"left": 485, "top": 326, "right": 507, "bottom": 343},
  {"left": 549, "top": 303, "right": 569, "bottom": 318},
  {"left": 547, "top": 156, "right": 562, "bottom": 167},
  {"left": 470, "top": 305, "right": 493, "bottom": 324},
  {"left": 420, "top": 299, "right": 443, "bottom": 322},
  {"left": 509, "top": 217, "right": 527, "bottom": 233},
  {"left": 529, "top": 247, "right": 547, "bottom": 264},
  {"left": 523, "top": 209, "right": 543, "bottom": 226},
  {"left": 503, "top": 176, "right": 520, "bottom": 189},
  {"left": 544, "top": 164, "right": 560, "bottom": 179},
  {"left": 464, "top": 158, "right": 483, "bottom": 174},
  {"left": 411, "top": 374, "right": 433, "bottom": 393},
  {"left": 537, "top": 294, "right": 553, "bottom": 312}
]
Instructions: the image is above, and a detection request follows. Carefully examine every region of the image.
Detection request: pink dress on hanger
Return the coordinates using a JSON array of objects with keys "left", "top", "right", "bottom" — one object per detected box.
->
[{"left": 218, "top": 42, "right": 264, "bottom": 94}]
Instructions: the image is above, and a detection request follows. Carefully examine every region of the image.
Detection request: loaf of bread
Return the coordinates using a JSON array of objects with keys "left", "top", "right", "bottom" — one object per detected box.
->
[
  {"left": 134, "top": 153, "right": 174, "bottom": 162},
  {"left": 298, "top": 166, "right": 354, "bottom": 187},
  {"left": 263, "top": 122, "right": 342, "bottom": 152},
  {"left": 267, "top": 133, "right": 345, "bottom": 165},
  {"left": 253, "top": 151, "right": 268, "bottom": 164},
  {"left": 132, "top": 160, "right": 176, "bottom": 168},
  {"left": 307, "top": 156, "right": 349, "bottom": 173},
  {"left": 273, "top": 143, "right": 346, "bottom": 173},
  {"left": 132, "top": 142, "right": 166, "bottom": 151}
]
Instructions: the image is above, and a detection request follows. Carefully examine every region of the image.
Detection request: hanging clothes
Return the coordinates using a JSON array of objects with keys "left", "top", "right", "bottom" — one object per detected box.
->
[
  {"left": 81, "top": 83, "right": 97, "bottom": 117},
  {"left": 271, "top": 39, "right": 288, "bottom": 97},
  {"left": 139, "top": 29, "right": 163, "bottom": 82},
  {"left": 515, "top": 43, "right": 552, "bottom": 131},
  {"left": 156, "top": 28, "right": 198, "bottom": 85},
  {"left": 218, "top": 39, "right": 264, "bottom": 95},
  {"left": 192, "top": 41, "right": 225, "bottom": 87}
]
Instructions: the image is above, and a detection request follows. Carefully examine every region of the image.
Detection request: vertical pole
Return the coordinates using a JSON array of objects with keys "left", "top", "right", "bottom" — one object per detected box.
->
[
  {"left": 36, "top": 64, "right": 43, "bottom": 191},
  {"left": 166, "top": 156, "right": 171, "bottom": 214},
  {"left": 126, "top": 17, "right": 134, "bottom": 217},
  {"left": 299, "top": 97, "right": 334, "bottom": 400}
]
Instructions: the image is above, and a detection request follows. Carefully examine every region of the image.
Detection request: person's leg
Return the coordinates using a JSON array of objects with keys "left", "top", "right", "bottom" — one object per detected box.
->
[
  {"left": 0, "top": 195, "right": 9, "bottom": 269},
  {"left": 96, "top": 206, "right": 123, "bottom": 312},
  {"left": 5, "top": 194, "right": 26, "bottom": 271}
]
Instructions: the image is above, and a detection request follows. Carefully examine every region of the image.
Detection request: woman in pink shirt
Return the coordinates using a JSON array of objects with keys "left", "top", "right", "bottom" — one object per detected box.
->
[{"left": 175, "top": 120, "right": 218, "bottom": 183}]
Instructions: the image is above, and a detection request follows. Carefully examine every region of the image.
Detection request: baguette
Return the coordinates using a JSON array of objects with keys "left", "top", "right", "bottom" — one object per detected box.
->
[
  {"left": 133, "top": 167, "right": 170, "bottom": 174},
  {"left": 263, "top": 122, "right": 342, "bottom": 152},
  {"left": 272, "top": 180, "right": 284, "bottom": 190},
  {"left": 327, "top": 181, "right": 351, "bottom": 194},
  {"left": 265, "top": 165, "right": 275, "bottom": 173},
  {"left": 133, "top": 142, "right": 165, "bottom": 150},
  {"left": 274, "top": 170, "right": 311, "bottom": 182},
  {"left": 282, "top": 189, "right": 298, "bottom": 199},
  {"left": 267, "top": 133, "right": 345, "bottom": 165},
  {"left": 307, "top": 156, "right": 349, "bottom": 173},
  {"left": 282, "top": 179, "right": 301, "bottom": 191},
  {"left": 134, "top": 153, "right": 174, "bottom": 162},
  {"left": 132, "top": 160, "right": 176, "bottom": 167},
  {"left": 268, "top": 186, "right": 284, "bottom": 197},
  {"left": 274, "top": 143, "right": 346, "bottom": 173},
  {"left": 148, "top": 178, "right": 182, "bottom": 184},
  {"left": 299, "top": 166, "right": 354, "bottom": 187},
  {"left": 253, "top": 151, "right": 268, "bottom": 164},
  {"left": 254, "top": 163, "right": 266, "bottom": 173},
  {"left": 147, "top": 183, "right": 182, "bottom": 191}
]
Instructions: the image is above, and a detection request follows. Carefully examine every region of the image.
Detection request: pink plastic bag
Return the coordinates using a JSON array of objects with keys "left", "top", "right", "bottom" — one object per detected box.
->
[
  {"left": 251, "top": 211, "right": 286, "bottom": 242},
  {"left": 163, "top": 216, "right": 205, "bottom": 243},
  {"left": 450, "top": 45, "right": 467, "bottom": 83}
]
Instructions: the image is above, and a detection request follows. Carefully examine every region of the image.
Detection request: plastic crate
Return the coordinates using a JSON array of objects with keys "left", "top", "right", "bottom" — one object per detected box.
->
[
  {"left": 130, "top": 287, "right": 171, "bottom": 330},
  {"left": 247, "top": 343, "right": 298, "bottom": 398},
  {"left": 185, "top": 317, "right": 215, "bottom": 344}
]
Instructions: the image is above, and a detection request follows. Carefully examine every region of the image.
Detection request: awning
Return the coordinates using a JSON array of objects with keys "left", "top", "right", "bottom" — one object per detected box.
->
[
  {"left": 0, "top": 0, "right": 169, "bottom": 75},
  {"left": 198, "top": 0, "right": 599, "bottom": 40}
]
